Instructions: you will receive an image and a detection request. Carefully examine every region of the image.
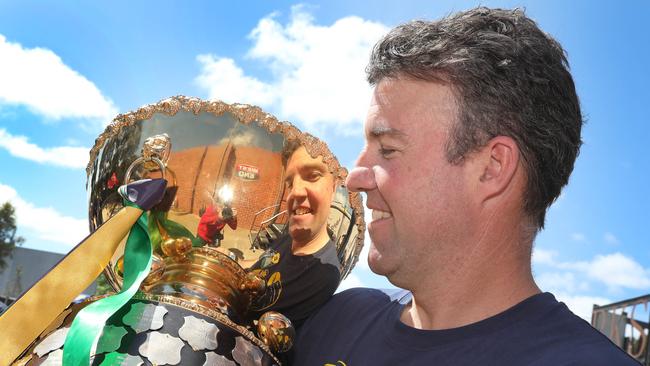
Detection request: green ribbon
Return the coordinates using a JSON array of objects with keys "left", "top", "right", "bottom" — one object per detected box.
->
[
  {"left": 62, "top": 200, "right": 152, "bottom": 366},
  {"left": 149, "top": 210, "right": 205, "bottom": 249}
]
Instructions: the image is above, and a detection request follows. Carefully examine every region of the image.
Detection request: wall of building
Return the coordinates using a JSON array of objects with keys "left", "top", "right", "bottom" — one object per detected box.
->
[{"left": 0, "top": 247, "right": 97, "bottom": 303}]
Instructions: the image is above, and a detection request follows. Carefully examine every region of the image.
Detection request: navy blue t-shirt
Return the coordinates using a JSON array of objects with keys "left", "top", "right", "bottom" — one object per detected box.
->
[
  {"left": 248, "top": 235, "right": 341, "bottom": 329},
  {"left": 291, "top": 289, "right": 639, "bottom": 365}
]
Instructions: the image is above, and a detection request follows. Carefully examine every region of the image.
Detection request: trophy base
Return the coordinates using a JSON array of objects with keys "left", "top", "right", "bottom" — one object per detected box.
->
[{"left": 14, "top": 294, "right": 280, "bottom": 366}]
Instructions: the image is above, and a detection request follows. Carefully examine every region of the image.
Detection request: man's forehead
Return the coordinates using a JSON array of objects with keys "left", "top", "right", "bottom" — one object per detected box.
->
[
  {"left": 364, "top": 80, "right": 417, "bottom": 141},
  {"left": 364, "top": 116, "right": 410, "bottom": 144},
  {"left": 365, "top": 77, "right": 458, "bottom": 137},
  {"left": 287, "top": 148, "right": 329, "bottom": 172}
]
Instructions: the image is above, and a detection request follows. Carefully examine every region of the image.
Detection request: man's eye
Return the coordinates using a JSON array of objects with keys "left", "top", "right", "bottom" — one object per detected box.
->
[
  {"left": 379, "top": 147, "right": 397, "bottom": 158},
  {"left": 307, "top": 172, "right": 322, "bottom": 181}
]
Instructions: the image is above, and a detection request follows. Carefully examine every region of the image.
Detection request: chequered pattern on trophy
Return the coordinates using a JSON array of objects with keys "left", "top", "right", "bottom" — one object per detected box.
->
[{"left": 16, "top": 299, "right": 279, "bottom": 366}]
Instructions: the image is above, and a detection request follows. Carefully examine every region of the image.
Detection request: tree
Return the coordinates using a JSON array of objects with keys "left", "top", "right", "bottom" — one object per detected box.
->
[{"left": 0, "top": 202, "right": 24, "bottom": 270}]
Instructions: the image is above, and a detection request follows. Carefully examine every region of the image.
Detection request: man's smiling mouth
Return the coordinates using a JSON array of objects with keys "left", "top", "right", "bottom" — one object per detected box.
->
[
  {"left": 371, "top": 209, "right": 392, "bottom": 222},
  {"left": 293, "top": 207, "right": 313, "bottom": 216}
]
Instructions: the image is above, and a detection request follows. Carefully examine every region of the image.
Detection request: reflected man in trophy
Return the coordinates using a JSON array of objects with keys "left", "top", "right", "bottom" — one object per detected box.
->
[{"left": 248, "top": 141, "right": 341, "bottom": 328}]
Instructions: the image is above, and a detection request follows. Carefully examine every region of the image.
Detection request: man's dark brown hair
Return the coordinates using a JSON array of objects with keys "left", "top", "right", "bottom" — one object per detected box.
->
[
  {"left": 281, "top": 139, "right": 303, "bottom": 167},
  {"left": 366, "top": 7, "right": 583, "bottom": 229}
]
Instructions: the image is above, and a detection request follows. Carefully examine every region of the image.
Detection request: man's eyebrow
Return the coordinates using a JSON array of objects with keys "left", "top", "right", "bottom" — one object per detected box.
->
[
  {"left": 284, "top": 163, "right": 328, "bottom": 182},
  {"left": 369, "top": 126, "right": 408, "bottom": 140},
  {"left": 299, "top": 162, "right": 328, "bottom": 173}
]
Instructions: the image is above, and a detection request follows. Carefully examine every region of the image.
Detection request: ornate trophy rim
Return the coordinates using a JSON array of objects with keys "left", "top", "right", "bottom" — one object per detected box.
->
[{"left": 86, "top": 95, "right": 365, "bottom": 280}]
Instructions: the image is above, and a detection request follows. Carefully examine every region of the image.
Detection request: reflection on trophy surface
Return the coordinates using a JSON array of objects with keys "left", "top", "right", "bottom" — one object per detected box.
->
[
  {"left": 248, "top": 142, "right": 341, "bottom": 329},
  {"left": 2, "top": 96, "right": 364, "bottom": 366}
]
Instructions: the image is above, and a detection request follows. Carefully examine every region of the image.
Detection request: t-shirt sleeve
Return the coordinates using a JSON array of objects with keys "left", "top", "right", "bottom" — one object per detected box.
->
[{"left": 289, "top": 288, "right": 391, "bottom": 363}]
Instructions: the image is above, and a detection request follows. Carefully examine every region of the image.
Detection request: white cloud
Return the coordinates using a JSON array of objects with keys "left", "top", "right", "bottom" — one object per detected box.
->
[
  {"left": 604, "top": 232, "right": 621, "bottom": 246},
  {"left": 195, "top": 56, "right": 276, "bottom": 106},
  {"left": 537, "top": 271, "right": 590, "bottom": 294},
  {"left": 0, "top": 128, "right": 88, "bottom": 169},
  {"left": 533, "top": 245, "right": 649, "bottom": 320},
  {"left": 0, "top": 34, "right": 117, "bottom": 125},
  {"left": 554, "top": 292, "right": 612, "bottom": 321},
  {"left": 0, "top": 183, "right": 87, "bottom": 246},
  {"left": 195, "top": 6, "right": 388, "bottom": 134},
  {"left": 337, "top": 273, "right": 364, "bottom": 293},
  {"left": 534, "top": 246, "right": 650, "bottom": 291},
  {"left": 584, "top": 253, "right": 650, "bottom": 290}
]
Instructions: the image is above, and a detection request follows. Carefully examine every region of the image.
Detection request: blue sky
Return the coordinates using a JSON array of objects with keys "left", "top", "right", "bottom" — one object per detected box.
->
[{"left": 0, "top": 0, "right": 648, "bottom": 320}]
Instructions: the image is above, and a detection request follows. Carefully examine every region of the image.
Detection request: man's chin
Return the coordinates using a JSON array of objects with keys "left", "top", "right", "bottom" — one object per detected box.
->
[
  {"left": 289, "top": 227, "right": 313, "bottom": 244},
  {"left": 368, "top": 254, "right": 394, "bottom": 277},
  {"left": 369, "top": 260, "right": 407, "bottom": 289}
]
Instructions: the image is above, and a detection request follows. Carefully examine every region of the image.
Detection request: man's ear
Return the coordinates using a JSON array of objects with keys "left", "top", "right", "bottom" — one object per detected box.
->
[{"left": 477, "top": 136, "right": 520, "bottom": 202}]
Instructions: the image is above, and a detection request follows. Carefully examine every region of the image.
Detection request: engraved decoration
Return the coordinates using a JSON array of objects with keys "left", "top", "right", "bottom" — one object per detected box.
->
[
  {"left": 40, "top": 349, "right": 63, "bottom": 366},
  {"left": 33, "top": 327, "right": 69, "bottom": 357},
  {"left": 122, "top": 302, "right": 168, "bottom": 333},
  {"left": 203, "top": 352, "right": 237, "bottom": 366},
  {"left": 138, "top": 332, "right": 185, "bottom": 365},
  {"left": 178, "top": 316, "right": 220, "bottom": 351},
  {"left": 94, "top": 325, "right": 128, "bottom": 355},
  {"left": 232, "top": 336, "right": 264, "bottom": 366},
  {"left": 99, "top": 353, "right": 145, "bottom": 366}
]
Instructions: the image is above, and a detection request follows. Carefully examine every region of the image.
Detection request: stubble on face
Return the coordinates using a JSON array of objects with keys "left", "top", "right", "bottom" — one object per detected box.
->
[
  {"left": 285, "top": 147, "right": 335, "bottom": 249},
  {"left": 359, "top": 77, "right": 472, "bottom": 288}
]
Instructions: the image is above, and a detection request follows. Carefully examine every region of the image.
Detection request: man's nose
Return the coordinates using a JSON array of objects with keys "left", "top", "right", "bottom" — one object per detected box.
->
[
  {"left": 289, "top": 179, "right": 308, "bottom": 198},
  {"left": 346, "top": 166, "right": 376, "bottom": 192}
]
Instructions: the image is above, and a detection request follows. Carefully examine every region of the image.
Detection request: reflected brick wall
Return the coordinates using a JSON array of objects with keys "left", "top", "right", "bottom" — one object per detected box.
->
[{"left": 166, "top": 144, "right": 285, "bottom": 230}]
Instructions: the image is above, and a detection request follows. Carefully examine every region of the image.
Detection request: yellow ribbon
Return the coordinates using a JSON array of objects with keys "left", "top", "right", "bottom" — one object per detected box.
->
[{"left": 0, "top": 206, "right": 144, "bottom": 365}]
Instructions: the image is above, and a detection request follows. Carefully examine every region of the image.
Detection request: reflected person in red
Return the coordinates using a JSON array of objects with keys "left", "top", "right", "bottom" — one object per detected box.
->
[{"left": 197, "top": 203, "right": 237, "bottom": 247}]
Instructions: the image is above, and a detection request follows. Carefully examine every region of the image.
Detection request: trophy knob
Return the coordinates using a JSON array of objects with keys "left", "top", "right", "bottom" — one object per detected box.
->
[
  {"left": 160, "top": 236, "right": 193, "bottom": 257},
  {"left": 256, "top": 311, "right": 295, "bottom": 353},
  {"left": 240, "top": 272, "right": 266, "bottom": 295},
  {"left": 142, "top": 133, "right": 171, "bottom": 170}
]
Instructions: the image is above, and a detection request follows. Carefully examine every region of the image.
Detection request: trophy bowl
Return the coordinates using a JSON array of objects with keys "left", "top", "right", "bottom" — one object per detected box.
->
[{"left": 9, "top": 96, "right": 364, "bottom": 365}]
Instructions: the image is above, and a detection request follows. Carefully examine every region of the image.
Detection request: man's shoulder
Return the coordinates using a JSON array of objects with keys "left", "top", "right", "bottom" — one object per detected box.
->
[
  {"left": 300, "top": 287, "right": 393, "bottom": 328},
  {"left": 311, "top": 239, "right": 342, "bottom": 269},
  {"left": 322, "top": 287, "right": 393, "bottom": 311},
  {"left": 290, "top": 288, "right": 397, "bottom": 364},
  {"left": 553, "top": 314, "right": 640, "bottom": 364},
  {"left": 520, "top": 294, "right": 640, "bottom": 365}
]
